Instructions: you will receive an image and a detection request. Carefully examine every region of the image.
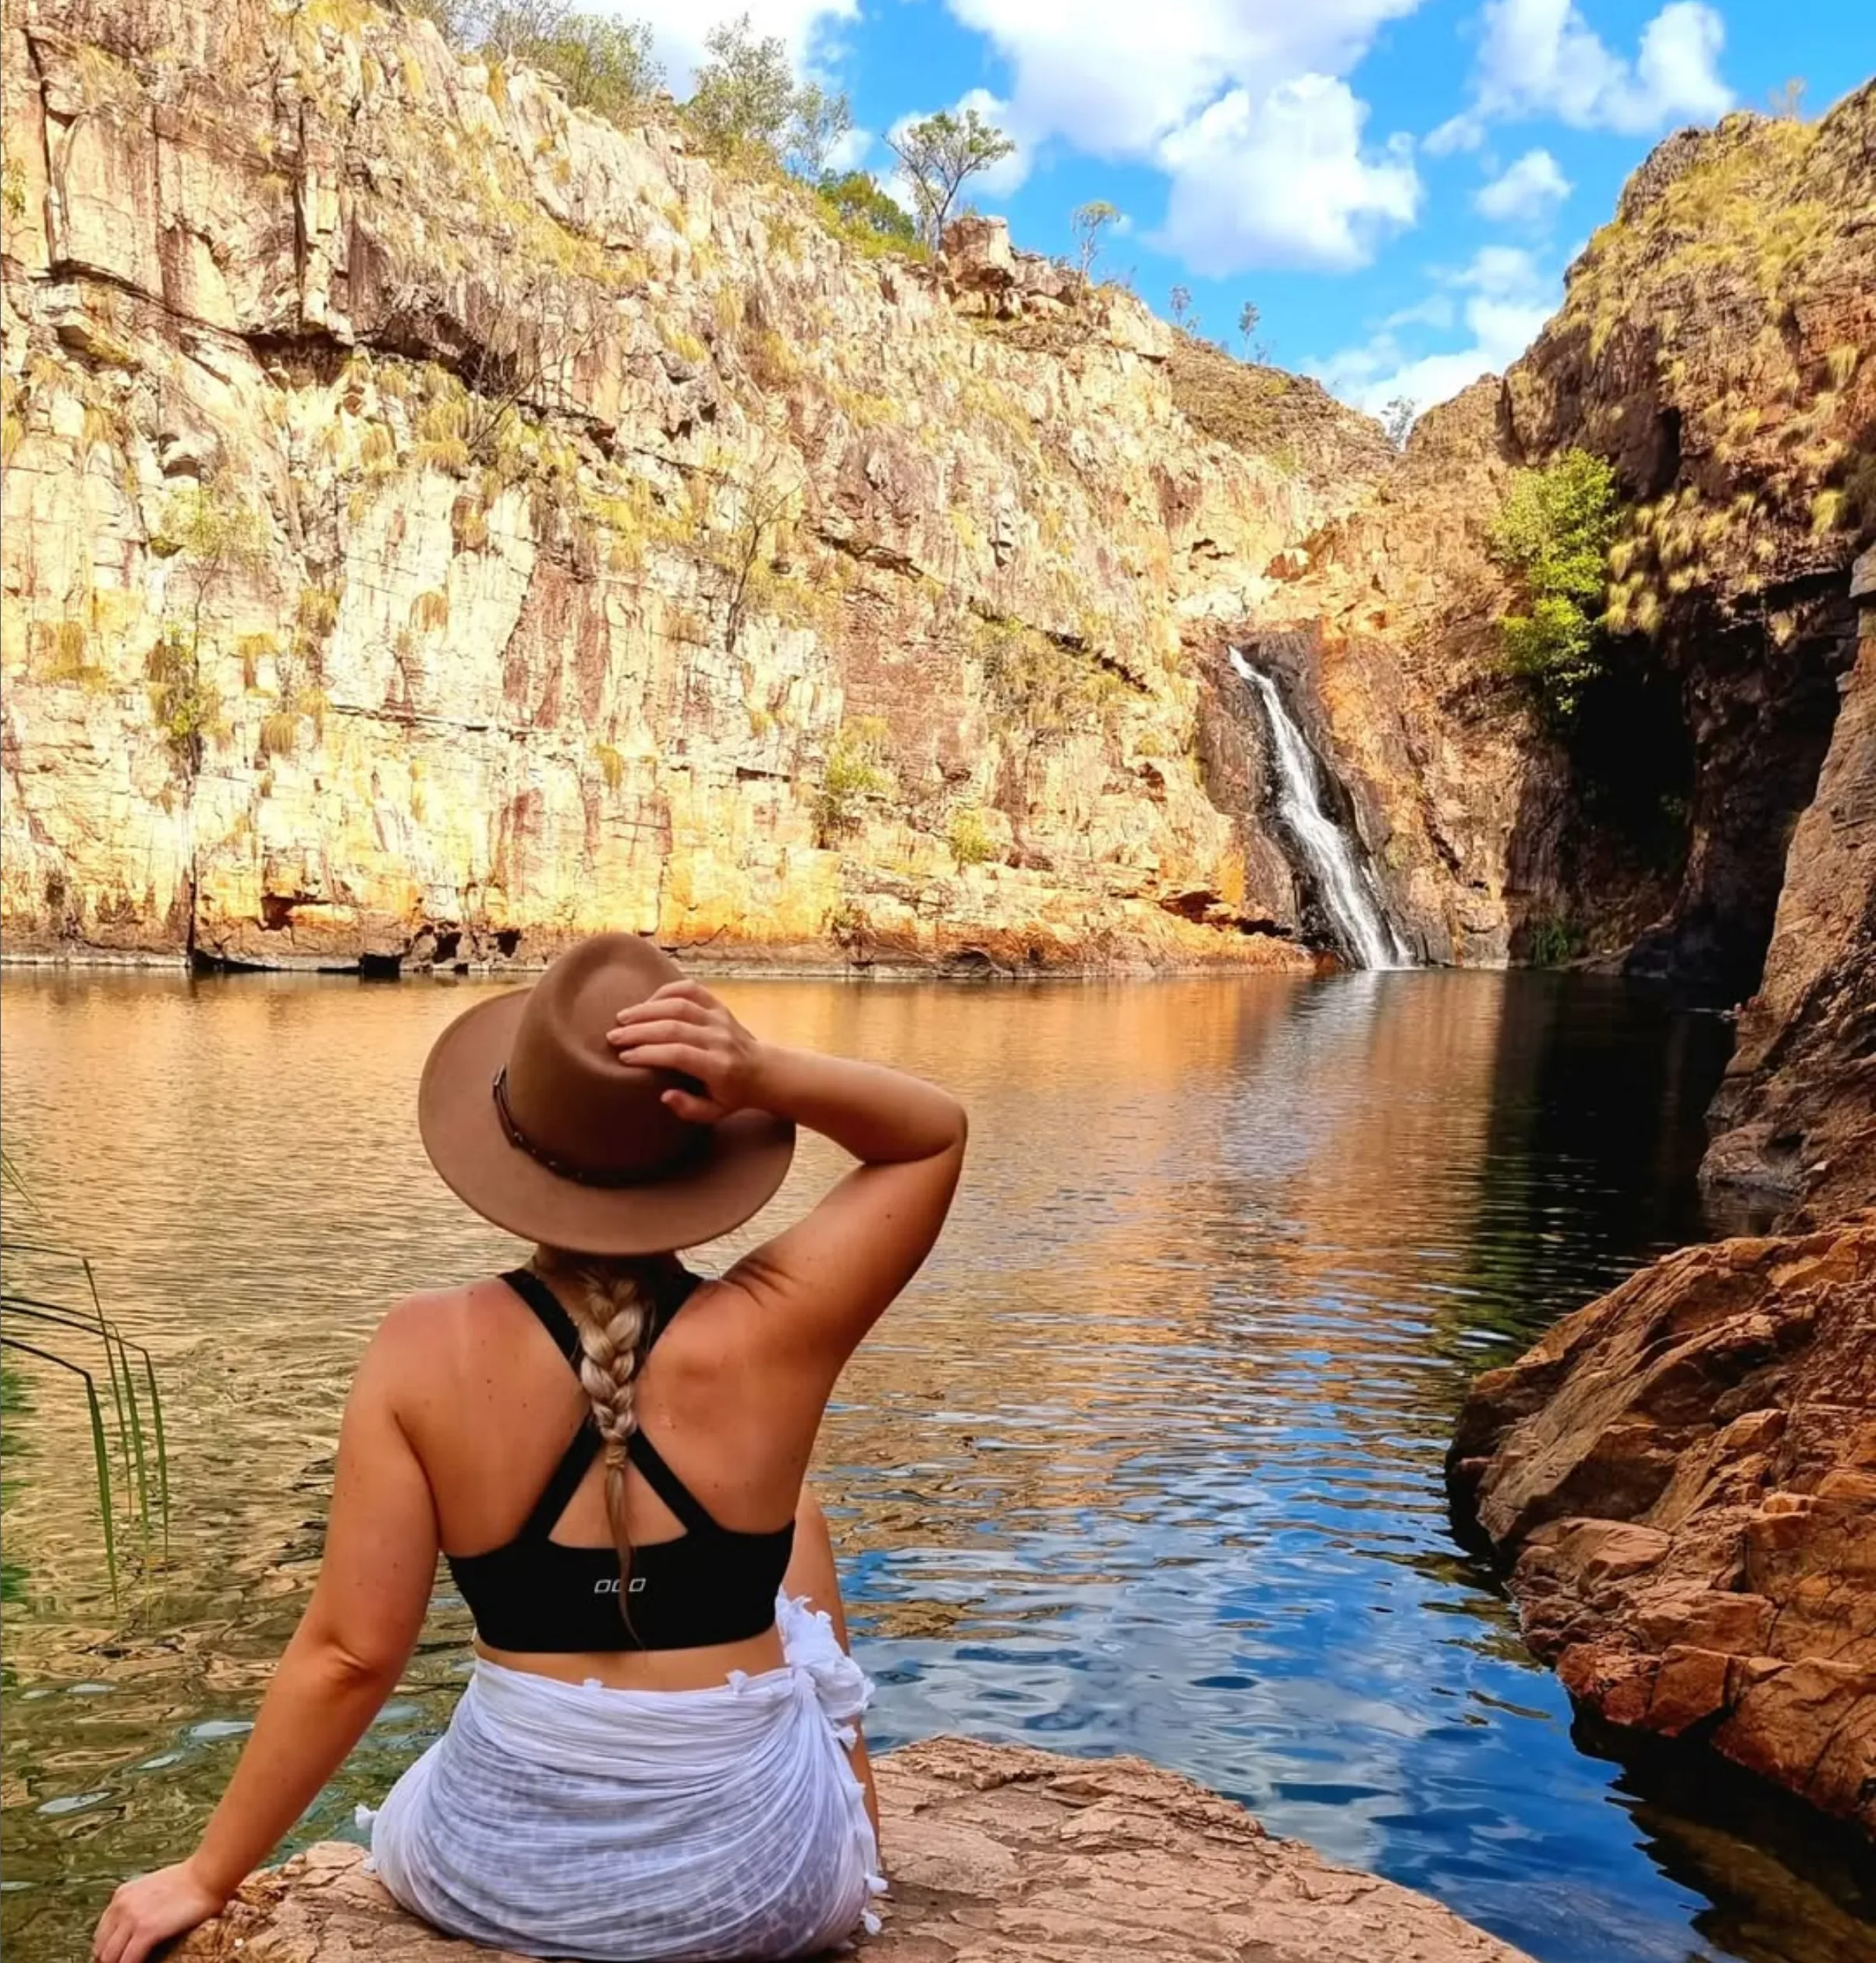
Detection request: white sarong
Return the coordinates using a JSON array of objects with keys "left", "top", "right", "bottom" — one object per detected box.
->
[{"left": 365, "top": 1594, "right": 885, "bottom": 1960}]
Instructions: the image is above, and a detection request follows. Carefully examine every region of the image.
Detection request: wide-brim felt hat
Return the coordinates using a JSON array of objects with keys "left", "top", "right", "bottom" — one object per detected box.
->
[{"left": 419, "top": 934, "right": 794, "bottom": 1255}]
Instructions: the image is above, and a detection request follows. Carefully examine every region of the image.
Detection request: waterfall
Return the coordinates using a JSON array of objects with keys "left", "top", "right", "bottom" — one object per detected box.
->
[{"left": 1229, "top": 649, "right": 1410, "bottom": 971}]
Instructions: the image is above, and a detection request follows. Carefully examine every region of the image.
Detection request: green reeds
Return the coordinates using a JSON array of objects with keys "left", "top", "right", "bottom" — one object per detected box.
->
[
  {"left": 0, "top": 1335, "right": 117, "bottom": 1594},
  {"left": 0, "top": 1155, "right": 170, "bottom": 1597}
]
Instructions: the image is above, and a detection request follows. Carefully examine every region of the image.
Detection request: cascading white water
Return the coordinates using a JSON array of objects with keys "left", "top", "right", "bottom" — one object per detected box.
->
[{"left": 1229, "top": 649, "right": 1410, "bottom": 971}]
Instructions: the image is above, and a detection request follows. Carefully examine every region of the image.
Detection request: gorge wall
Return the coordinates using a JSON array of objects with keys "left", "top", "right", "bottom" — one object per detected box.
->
[
  {"left": 2, "top": 2, "right": 1871, "bottom": 986},
  {"left": 1, "top": 0, "right": 1402, "bottom": 975},
  {"left": 1261, "top": 84, "right": 1874, "bottom": 986}
]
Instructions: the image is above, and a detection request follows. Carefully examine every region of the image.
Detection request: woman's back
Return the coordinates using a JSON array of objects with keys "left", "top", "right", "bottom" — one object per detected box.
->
[{"left": 401, "top": 1266, "right": 812, "bottom": 1688}]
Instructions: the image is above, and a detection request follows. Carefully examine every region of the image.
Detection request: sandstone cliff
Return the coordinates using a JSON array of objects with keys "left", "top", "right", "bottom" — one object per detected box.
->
[
  {"left": 170, "top": 1738, "right": 1535, "bottom": 1963},
  {"left": 1450, "top": 1221, "right": 1876, "bottom": 1834},
  {"left": 1, "top": 0, "right": 1411, "bottom": 973},
  {"left": 2, "top": 5, "right": 1871, "bottom": 987}
]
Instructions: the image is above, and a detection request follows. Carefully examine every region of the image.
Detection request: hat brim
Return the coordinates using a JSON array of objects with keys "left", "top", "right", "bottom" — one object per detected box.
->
[{"left": 418, "top": 989, "right": 795, "bottom": 1256}]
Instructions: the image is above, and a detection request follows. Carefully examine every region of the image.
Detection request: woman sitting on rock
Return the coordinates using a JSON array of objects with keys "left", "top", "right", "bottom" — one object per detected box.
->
[{"left": 92, "top": 933, "right": 968, "bottom": 1963}]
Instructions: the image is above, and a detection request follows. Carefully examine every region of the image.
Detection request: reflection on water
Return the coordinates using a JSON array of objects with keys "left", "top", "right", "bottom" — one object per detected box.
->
[{"left": 1, "top": 970, "right": 1869, "bottom": 1963}]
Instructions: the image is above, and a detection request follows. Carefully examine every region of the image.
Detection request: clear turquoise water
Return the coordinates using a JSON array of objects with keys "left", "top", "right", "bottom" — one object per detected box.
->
[{"left": 2, "top": 969, "right": 1871, "bottom": 1963}]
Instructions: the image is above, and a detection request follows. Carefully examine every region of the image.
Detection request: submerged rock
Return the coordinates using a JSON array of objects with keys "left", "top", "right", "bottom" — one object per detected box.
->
[
  {"left": 170, "top": 1738, "right": 1534, "bottom": 1961},
  {"left": 1449, "top": 1221, "right": 1876, "bottom": 1834}
]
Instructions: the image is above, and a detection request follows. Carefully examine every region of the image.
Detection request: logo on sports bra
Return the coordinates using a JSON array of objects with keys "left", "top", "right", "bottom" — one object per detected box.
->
[{"left": 594, "top": 1576, "right": 647, "bottom": 1595}]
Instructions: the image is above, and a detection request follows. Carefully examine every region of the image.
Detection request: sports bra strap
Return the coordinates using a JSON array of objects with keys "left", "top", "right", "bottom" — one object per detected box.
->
[
  {"left": 519, "top": 1419, "right": 603, "bottom": 1542},
  {"left": 626, "top": 1429, "right": 721, "bottom": 1538},
  {"left": 500, "top": 1267, "right": 723, "bottom": 1544},
  {"left": 502, "top": 1267, "right": 581, "bottom": 1366}
]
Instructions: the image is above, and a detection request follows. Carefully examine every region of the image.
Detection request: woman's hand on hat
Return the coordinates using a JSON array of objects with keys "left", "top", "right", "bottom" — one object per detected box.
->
[{"left": 605, "top": 981, "right": 765, "bottom": 1124}]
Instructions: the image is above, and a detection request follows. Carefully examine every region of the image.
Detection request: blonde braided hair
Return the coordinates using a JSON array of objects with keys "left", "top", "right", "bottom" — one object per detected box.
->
[{"left": 530, "top": 1246, "right": 662, "bottom": 1618}]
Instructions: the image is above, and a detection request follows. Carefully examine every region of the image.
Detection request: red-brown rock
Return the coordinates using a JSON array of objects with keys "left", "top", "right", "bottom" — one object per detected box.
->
[{"left": 1449, "top": 1221, "right": 1876, "bottom": 1834}]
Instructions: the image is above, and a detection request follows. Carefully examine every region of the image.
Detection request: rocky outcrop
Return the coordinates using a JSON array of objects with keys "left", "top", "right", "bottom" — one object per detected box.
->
[
  {"left": 0, "top": 0, "right": 1419, "bottom": 974},
  {"left": 171, "top": 1739, "right": 1534, "bottom": 1962},
  {"left": 1505, "top": 94, "right": 1875, "bottom": 997},
  {"left": 1702, "top": 569, "right": 1875, "bottom": 1227},
  {"left": 1264, "top": 86, "right": 1875, "bottom": 983},
  {"left": 1449, "top": 1222, "right": 1876, "bottom": 1834}
]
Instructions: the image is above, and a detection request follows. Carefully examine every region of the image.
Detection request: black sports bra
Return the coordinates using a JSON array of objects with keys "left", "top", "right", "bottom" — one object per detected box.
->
[{"left": 445, "top": 1268, "right": 796, "bottom": 1653}]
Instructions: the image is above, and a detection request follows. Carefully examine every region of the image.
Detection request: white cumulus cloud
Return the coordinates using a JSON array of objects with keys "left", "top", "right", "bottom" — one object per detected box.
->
[
  {"left": 1428, "top": 0, "right": 1732, "bottom": 151},
  {"left": 1154, "top": 75, "right": 1421, "bottom": 274},
  {"left": 937, "top": 0, "right": 1427, "bottom": 274},
  {"left": 945, "top": 0, "right": 1423, "bottom": 158},
  {"left": 1310, "top": 242, "right": 1559, "bottom": 416},
  {"left": 1474, "top": 146, "right": 1571, "bottom": 221}
]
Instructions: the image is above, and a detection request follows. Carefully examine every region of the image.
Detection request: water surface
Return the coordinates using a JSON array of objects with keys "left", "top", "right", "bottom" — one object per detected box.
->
[{"left": 2, "top": 969, "right": 1871, "bottom": 1963}]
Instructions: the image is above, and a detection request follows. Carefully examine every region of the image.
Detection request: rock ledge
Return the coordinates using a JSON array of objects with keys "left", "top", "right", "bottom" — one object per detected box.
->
[{"left": 172, "top": 1738, "right": 1533, "bottom": 1961}]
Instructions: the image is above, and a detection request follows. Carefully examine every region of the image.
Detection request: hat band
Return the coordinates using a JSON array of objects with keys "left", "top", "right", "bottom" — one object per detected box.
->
[{"left": 491, "top": 1068, "right": 703, "bottom": 1189}]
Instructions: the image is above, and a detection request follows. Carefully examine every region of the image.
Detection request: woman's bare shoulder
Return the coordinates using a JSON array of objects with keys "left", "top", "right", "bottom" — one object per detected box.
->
[{"left": 362, "top": 1276, "right": 516, "bottom": 1375}]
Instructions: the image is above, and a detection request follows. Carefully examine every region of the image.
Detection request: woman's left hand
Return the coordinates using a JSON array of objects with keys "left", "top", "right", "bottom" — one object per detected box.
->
[{"left": 93, "top": 1860, "right": 229, "bottom": 1963}]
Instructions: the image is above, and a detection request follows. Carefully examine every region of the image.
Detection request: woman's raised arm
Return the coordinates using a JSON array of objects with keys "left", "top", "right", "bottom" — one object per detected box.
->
[{"left": 609, "top": 982, "right": 967, "bottom": 1364}]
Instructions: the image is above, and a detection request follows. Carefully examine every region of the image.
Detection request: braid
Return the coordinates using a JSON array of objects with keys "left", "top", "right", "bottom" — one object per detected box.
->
[{"left": 530, "top": 1247, "right": 658, "bottom": 1619}]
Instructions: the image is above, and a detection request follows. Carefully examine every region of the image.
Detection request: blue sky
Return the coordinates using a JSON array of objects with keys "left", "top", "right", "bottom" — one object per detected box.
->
[{"left": 631, "top": 2, "right": 1872, "bottom": 420}]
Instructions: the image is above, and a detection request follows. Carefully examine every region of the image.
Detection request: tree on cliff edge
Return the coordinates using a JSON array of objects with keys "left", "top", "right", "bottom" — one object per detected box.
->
[{"left": 888, "top": 108, "right": 1016, "bottom": 254}]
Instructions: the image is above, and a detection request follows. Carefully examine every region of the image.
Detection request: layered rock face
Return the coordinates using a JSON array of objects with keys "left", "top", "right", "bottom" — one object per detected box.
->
[
  {"left": 1, "top": 0, "right": 1424, "bottom": 973},
  {"left": 1703, "top": 566, "right": 1875, "bottom": 1227},
  {"left": 1450, "top": 1222, "right": 1876, "bottom": 1833},
  {"left": 170, "top": 1739, "right": 1535, "bottom": 1963},
  {"left": 4, "top": 0, "right": 1869, "bottom": 980}
]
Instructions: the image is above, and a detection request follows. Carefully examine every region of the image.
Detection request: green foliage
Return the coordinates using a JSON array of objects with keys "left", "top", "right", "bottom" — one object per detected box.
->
[
  {"left": 817, "top": 170, "right": 917, "bottom": 251},
  {"left": 887, "top": 106, "right": 1016, "bottom": 252},
  {"left": 686, "top": 13, "right": 792, "bottom": 154},
  {"left": 684, "top": 12, "right": 848, "bottom": 175},
  {"left": 423, "top": 0, "right": 662, "bottom": 119},
  {"left": 151, "top": 474, "right": 268, "bottom": 569},
  {"left": 1072, "top": 200, "right": 1118, "bottom": 283},
  {"left": 526, "top": 12, "right": 661, "bottom": 119},
  {"left": 1523, "top": 915, "right": 1585, "bottom": 968},
  {"left": 971, "top": 615, "right": 1126, "bottom": 736},
  {"left": 1488, "top": 448, "right": 1622, "bottom": 725},
  {"left": 783, "top": 81, "right": 851, "bottom": 180},
  {"left": 144, "top": 629, "right": 224, "bottom": 772},
  {"left": 814, "top": 718, "right": 892, "bottom": 842},
  {"left": 1, "top": 1152, "right": 172, "bottom": 1603},
  {"left": 947, "top": 803, "right": 996, "bottom": 867}
]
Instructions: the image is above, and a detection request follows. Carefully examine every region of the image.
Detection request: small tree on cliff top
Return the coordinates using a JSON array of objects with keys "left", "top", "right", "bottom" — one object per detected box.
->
[
  {"left": 686, "top": 14, "right": 796, "bottom": 154},
  {"left": 1071, "top": 200, "right": 1118, "bottom": 285},
  {"left": 1488, "top": 448, "right": 1622, "bottom": 725},
  {"left": 888, "top": 107, "right": 1015, "bottom": 253}
]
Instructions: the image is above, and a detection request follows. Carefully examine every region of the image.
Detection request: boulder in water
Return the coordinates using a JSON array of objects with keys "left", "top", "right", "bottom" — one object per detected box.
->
[{"left": 1449, "top": 1221, "right": 1876, "bottom": 1834}]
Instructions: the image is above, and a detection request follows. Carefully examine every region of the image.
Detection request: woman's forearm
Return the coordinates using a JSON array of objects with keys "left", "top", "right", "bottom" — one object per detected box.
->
[
  {"left": 751, "top": 1045, "right": 965, "bottom": 1164},
  {"left": 186, "top": 1625, "right": 396, "bottom": 1898}
]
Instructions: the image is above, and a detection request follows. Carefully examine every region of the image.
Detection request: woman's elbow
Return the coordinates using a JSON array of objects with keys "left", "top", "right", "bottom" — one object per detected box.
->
[{"left": 294, "top": 1614, "right": 413, "bottom": 1695}]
